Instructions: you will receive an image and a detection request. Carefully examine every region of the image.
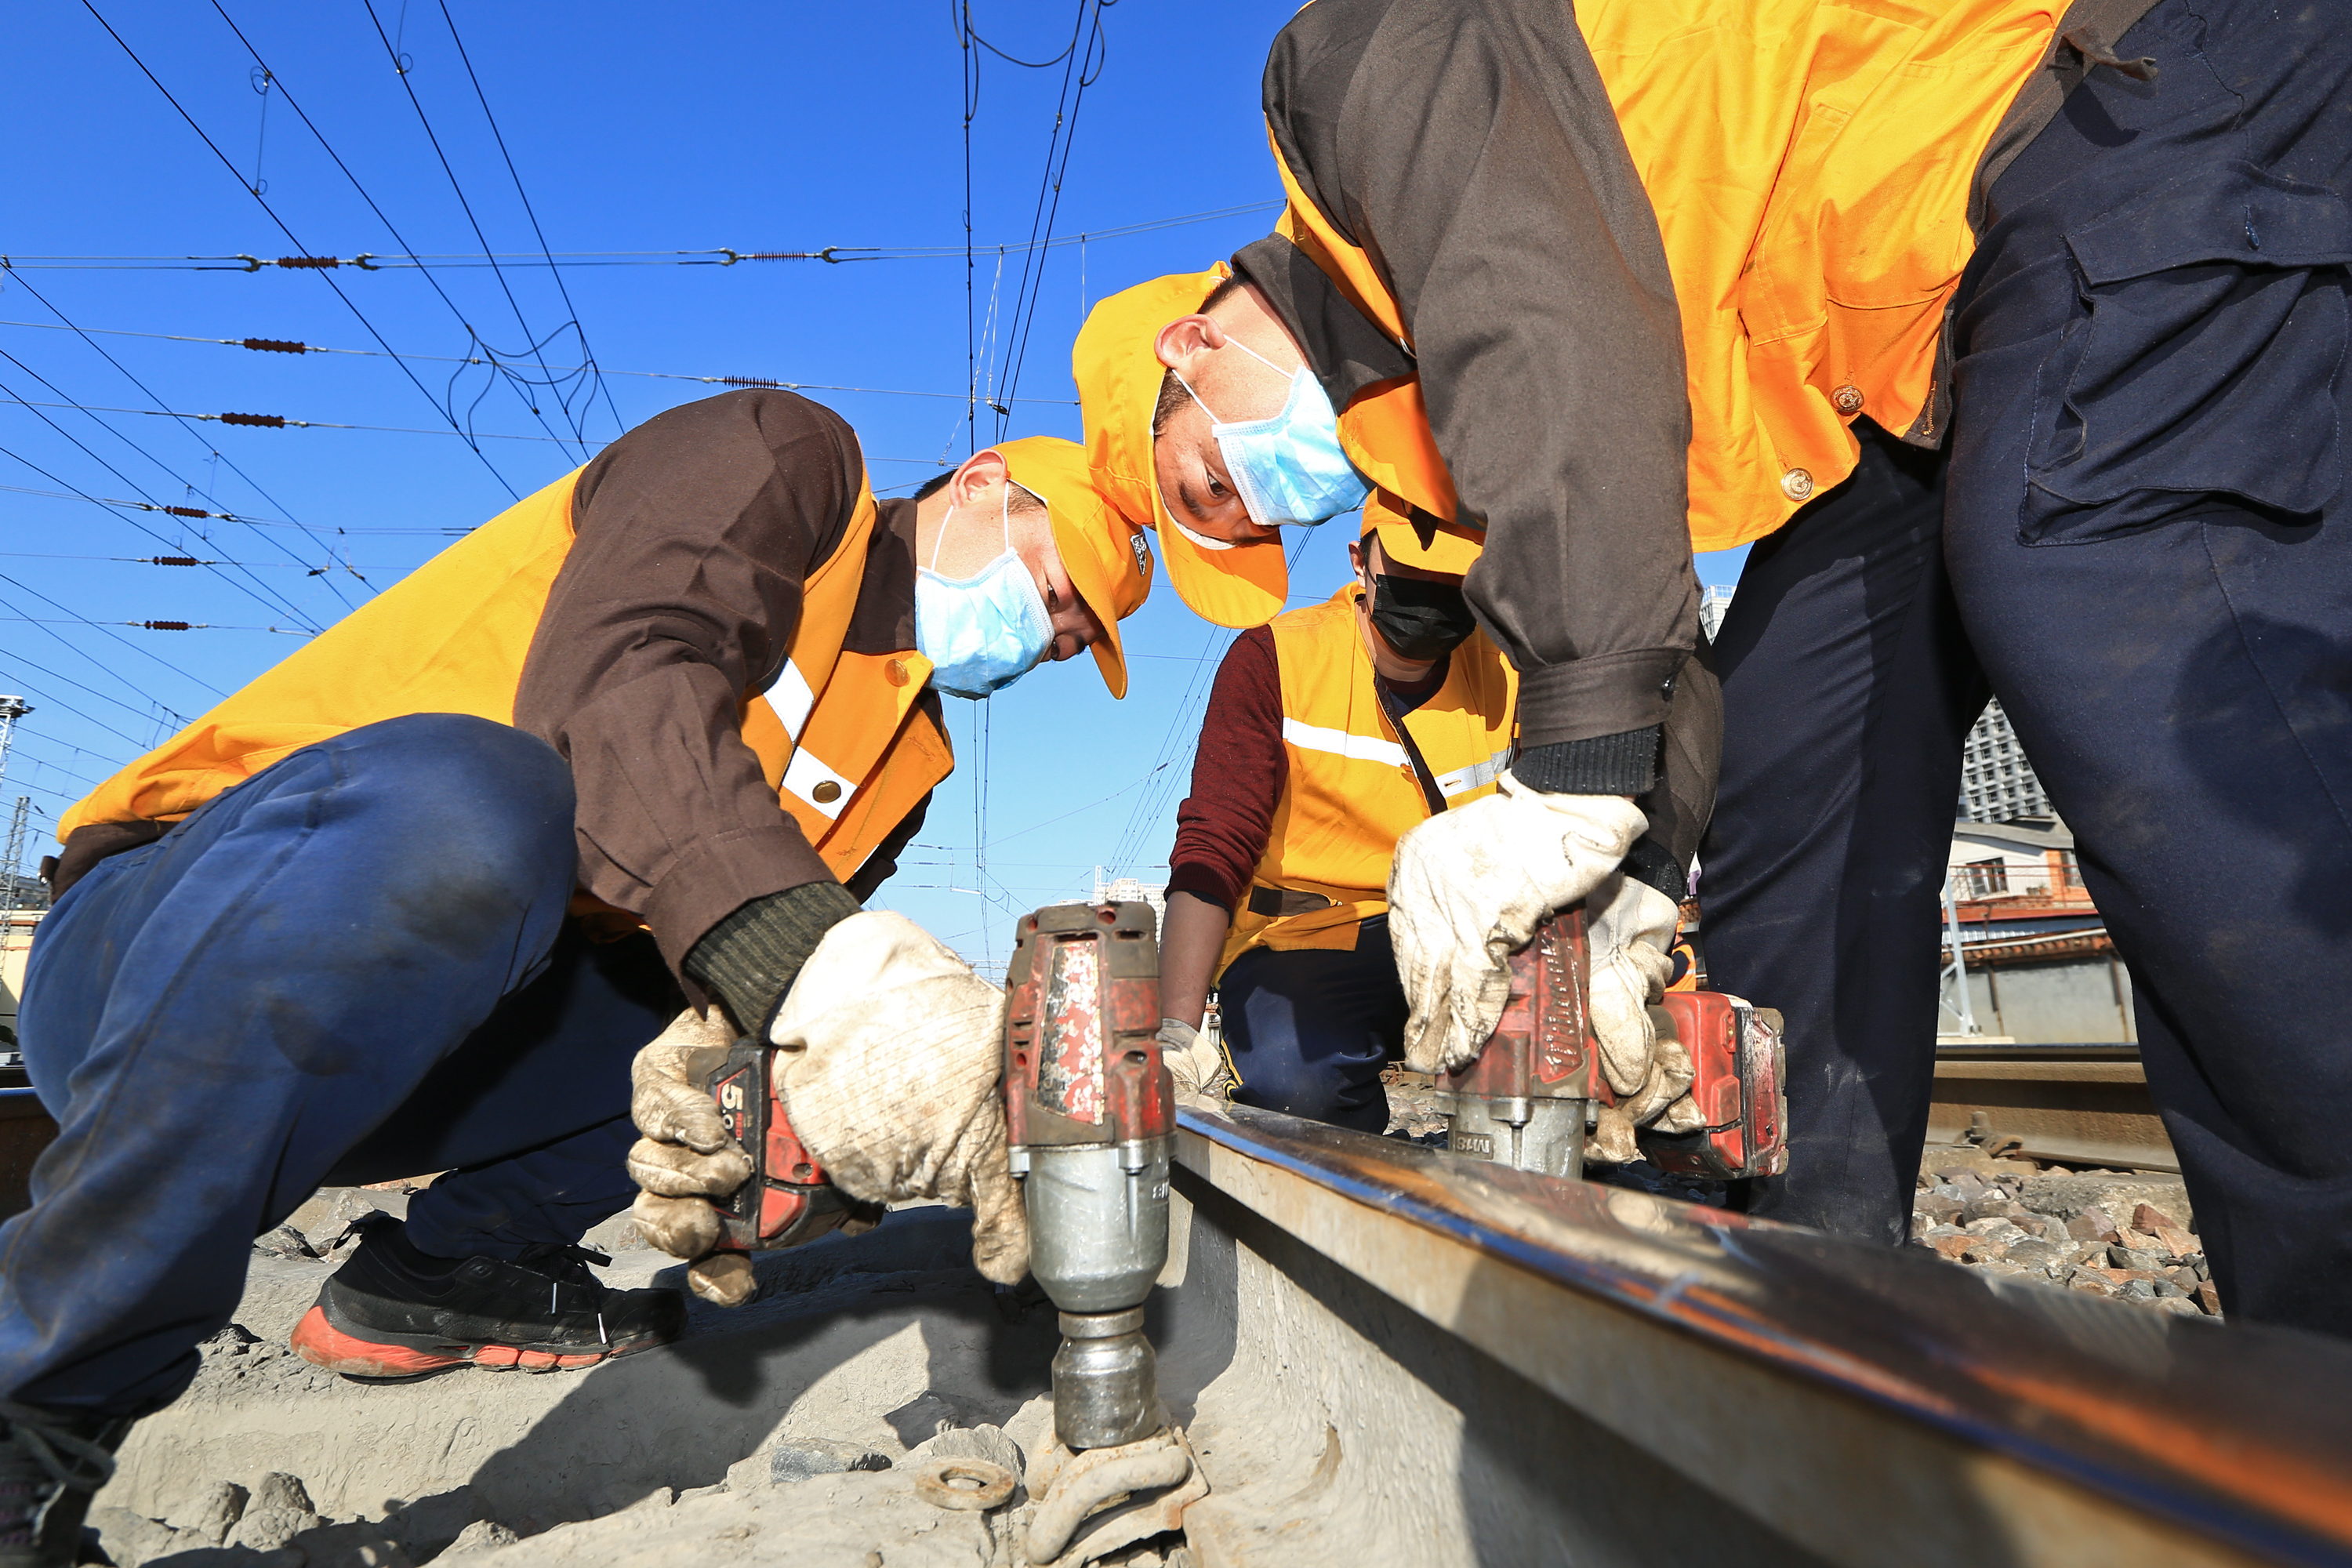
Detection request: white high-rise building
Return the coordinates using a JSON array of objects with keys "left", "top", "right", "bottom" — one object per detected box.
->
[
  {"left": 1690, "top": 585, "right": 2052, "bottom": 823},
  {"left": 1698, "top": 584, "right": 1737, "bottom": 643},
  {"left": 1958, "top": 697, "right": 2052, "bottom": 824},
  {"left": 1092, "top": 869, "right": 1167, "bottom": 930}
]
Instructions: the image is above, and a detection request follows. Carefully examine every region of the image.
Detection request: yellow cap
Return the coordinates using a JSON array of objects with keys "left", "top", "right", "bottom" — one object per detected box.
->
[
  {"left": 1361, "top": 488, "right": 1482, "bottom": 576},
  {"left": 1071, "top": 266, "right": 1292, "bottom": 630},
  {"left": 994, "top": 435, "right": 1153, "bottom": 699}
]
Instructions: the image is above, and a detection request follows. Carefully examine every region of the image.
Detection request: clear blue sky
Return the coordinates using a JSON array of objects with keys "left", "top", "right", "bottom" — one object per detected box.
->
[{"left": 3, "top": 0, "right": 1745, "bottom": 975}]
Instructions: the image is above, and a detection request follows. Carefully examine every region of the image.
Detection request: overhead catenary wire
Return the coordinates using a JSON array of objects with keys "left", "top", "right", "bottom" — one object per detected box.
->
[
  {"left": 2, "top": 395, "right": 579, "bottom": 445},
  {"left": 0, "top": 481, "right": 470, "bottom": 535},
  {"left": 0, "top": 398, "right": 956, "bottom": 465},
  {"left": 0, "top": 202, "right": 1283, "bottom": 271},
  {"left": 0, "top": 567, "right": 221, "bottom": 710},
  {"left": 348, "top": 0, "right": 602, "bottom": 459},
  {"left": 6, "top": 738, "right": 115, "bottom": 794},
  {"left": 0, "top": 267, "right": 364, "bottom": 608},
  {"left": 212, "top": 0, "right": 596, "bottom": 463},
  {"left": 985, "top": 0, "right": 1113, "bottom": 445},
  {"left": 430, "top": 0, "right": 630, "bottom": 444},
  {"left": 80, "top": 0, "right": 524, "bottom": 498},
  {"left": 1102, "top": 528, "right": 1327, "bottom": 880},
  {"left": 0, "top": 550, "right": 390, "bottom": 575},
  {"left": 0, "top": 321, "right": 1076, "bottom": 405},
  {"left": 0, "top": 618, "right": 308, "bottom": 634},
  {"left": 0, "top": 365, "right": 330, "bottom": 632},
  {"left": 0, "top": 644, "right": 185, "bottom": 746}
]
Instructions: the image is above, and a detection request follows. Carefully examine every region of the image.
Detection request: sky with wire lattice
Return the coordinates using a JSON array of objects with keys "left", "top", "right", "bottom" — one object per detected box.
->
[{"left": 2, "top": 1, "right": 1747, "bottom": 978}]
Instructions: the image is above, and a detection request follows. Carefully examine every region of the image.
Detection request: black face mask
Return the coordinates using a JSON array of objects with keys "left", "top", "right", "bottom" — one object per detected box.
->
[{"left": 1367, "top": 573, "right": 1479, "bottom": 661}]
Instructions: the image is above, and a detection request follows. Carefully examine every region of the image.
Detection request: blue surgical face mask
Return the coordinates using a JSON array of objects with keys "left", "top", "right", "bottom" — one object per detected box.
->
[
  {"left": 915, "top": 485, "right": 1054, "bottom": 700},
  {"left": 1175, "top": 337, "right": 1370, "bottom": 529}
]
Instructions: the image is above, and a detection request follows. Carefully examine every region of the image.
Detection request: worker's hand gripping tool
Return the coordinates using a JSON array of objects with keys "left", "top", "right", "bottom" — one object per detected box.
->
[
  {"left": 1003, "top": 902, "right": 1175, "bottom": 1451},
  {"left": 688, "top": 1039, "right": 877, "bottom": 1251},
  {"left": 1436, "top": 909, "right": 1790, "bottom": 1180}
]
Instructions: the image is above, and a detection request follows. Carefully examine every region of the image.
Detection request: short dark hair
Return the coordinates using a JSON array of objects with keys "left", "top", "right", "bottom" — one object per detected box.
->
[
  {"left": 1201, "top": 274, "right": 1249, "bottom": 314},
  {"left": 913, "top": 464, "right": 1045, "bottom": 515},
  {"left": 1148, "top": 277, "right": 1250, "bottom": 437},
  {"left": 1151, "top": 368, "right": 1189, "bottom": 439}
]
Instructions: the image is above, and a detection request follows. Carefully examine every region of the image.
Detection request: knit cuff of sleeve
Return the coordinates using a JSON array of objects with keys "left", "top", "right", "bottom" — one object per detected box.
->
[
  {"left": 1512, "top": 727, "right": 1661, "bottom": 797},
  {"left": 683, "top": 880, "right": 864, "bottom": 1034},
  {"left": 1621, "top": 836, "right": 1687, "bottom": 904}
]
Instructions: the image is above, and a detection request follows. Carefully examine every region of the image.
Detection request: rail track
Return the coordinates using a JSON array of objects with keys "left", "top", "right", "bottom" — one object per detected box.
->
[
  {"left": 1171, "top": 1102, "right": 2351, "bottom": 1567},
  {"left": 1929, "top": 1043, "right": 2174, "bottom": 1171},
  {"left": 52, "top": 1065, "right": 2347, "bottom": 1566}
]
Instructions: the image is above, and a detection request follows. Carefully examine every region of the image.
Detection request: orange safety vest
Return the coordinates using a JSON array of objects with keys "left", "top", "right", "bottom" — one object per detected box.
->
[
  {"left": 1272, "top": 0, "right": 2059, "bottom": 553},
  {"left": 61, "top": 468, "right": 951, "bottom": 895},
  {"left": 1221, "top": 586, "right": 1515, "bottom": 975}
]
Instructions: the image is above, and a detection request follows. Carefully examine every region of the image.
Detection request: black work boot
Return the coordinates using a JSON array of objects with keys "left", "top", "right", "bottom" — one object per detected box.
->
[
  {"left": 291, "top": 1218, "right": 686, "bottom": 1379},
  {"left": 0, "top": 1401, "right": 130, "bottom": 1568}
]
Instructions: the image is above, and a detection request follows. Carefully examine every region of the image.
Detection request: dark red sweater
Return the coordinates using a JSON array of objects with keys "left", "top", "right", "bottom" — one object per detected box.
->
[
  {"left": 1167, "top": 619, "right": 1446, "bottom": 912},
  {"left": 1168, "top": 628, "right": 1284, "bottom": 913}
]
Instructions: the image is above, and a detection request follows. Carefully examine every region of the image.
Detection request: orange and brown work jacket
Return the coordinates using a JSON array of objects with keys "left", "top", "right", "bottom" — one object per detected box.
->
[
  {"left": 51, "top": 392, "right": 953, "bottom": 1007},
  {"left": 1241, "top": 0, "right": 2152, "bottom": 804},
  {"left": 1168, "top": 586, "right": 1516, "bottom": 975}
]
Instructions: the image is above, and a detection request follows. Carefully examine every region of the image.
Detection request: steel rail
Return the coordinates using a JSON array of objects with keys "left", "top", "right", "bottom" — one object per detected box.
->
[
  {"left": 1929, "top": 1044, "right": 2176, "bottom": 1171},
  {"left": 1176, "top": 1103, "right": 2352, "bottom": 1567}
]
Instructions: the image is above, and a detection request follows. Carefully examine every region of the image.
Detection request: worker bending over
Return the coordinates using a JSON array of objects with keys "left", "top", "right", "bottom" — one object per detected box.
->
[
  {"left": 1158, "top": 517, "right": 1512, "bottom": 1130},
  {"left": 1072, "top": 160, "right": 1716, "bottom": 1169},
  {"left": 1079, "top": 0, "right": 2352, "bottom": 1338},
  {"left": 0, "top": 390, "right": 1151, "bottom": 1565}
]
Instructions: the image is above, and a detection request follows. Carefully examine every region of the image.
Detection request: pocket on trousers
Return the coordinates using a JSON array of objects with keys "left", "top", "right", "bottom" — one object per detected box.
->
[{"left": 2021, "top": 161, "right": 2352, "bottom": 543}]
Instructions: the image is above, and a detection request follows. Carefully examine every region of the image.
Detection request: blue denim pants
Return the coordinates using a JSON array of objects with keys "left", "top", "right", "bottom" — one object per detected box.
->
[{"left": 2, "top": 714, "right": 677, "bottom": 1414}]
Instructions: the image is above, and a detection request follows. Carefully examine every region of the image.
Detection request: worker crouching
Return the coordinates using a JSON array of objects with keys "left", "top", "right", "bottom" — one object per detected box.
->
[
  {"left": 1157, "top": 516, "right": 1518, "bottom": 1129},
  {"left": 0, "top": 391, "right": 1152, "bottom": 1568}
]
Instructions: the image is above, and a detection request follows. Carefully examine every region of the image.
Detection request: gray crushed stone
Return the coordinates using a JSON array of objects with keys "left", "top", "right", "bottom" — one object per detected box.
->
[{"left": 1910, "top": 1152, "right": 2220, "bottom": 1319}]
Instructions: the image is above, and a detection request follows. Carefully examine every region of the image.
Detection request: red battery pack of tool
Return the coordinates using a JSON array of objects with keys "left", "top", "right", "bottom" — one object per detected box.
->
[
  {"left": 689, "top": 1039, "right": 875, "bottom": 1251},
  {"left": 1638, "top": 993, "right": 1789, "bottom": 1180},
  {"left": 1003, "top": 902, "right": 1171, "bottom": 1159}
]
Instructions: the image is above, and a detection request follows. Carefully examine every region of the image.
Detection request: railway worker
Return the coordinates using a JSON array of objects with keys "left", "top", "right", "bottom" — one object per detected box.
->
[
  {"left": 1155, "top": 514, "right": 1513, "bottom": 1131},
  {"left": 1076, "top": 0, "right": 2352, "bottom": 1337},
  {"left": 0, "top": 390, "right": 1152, "bottom": 1563}
]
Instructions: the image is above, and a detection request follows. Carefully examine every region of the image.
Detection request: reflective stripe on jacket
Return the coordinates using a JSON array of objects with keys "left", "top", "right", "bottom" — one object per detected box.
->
[
  {"left": 1221, "top": 586, "right": 1515, "bottom": 975},
  {"left": 61, "top": 468, "right": 949, "bottom": 897},
  {"left": 1269, "top": 0, "right": 2060, "bottom": 554}
]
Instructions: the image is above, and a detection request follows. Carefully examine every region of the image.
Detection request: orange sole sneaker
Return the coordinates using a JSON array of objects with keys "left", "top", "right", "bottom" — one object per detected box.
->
[{"left": 291, "top": 1305, "right": 617, "bottom": 1379}]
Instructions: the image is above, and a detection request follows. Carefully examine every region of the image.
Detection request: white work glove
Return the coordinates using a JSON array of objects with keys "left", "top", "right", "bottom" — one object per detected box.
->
[
  {"left": 766, "top": 912, "right": 1028, "bottom": 1289},
  {"left": 626, "top": 1007, "right": 759, "bottom": 1304},
  {"left": 1582, "top": 873, "right": 1704, "bottom": 1163},
  {"left": 1157, "top": 1018, "right": 1232, "bottom": 1109},
  {"left": 627, "top": 913, "right": 1025, "bottom": 1305},
  {"left": 1388, "top": 772, "right": 1647, "bottom": 1075},
  {"left": 1584, "top": 873, "right": 1679, "bottom": 1097}
]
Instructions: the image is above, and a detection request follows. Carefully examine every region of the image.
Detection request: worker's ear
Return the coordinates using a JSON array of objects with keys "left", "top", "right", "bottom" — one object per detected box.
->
[
  {"left": 949, "top": 448, "right": 1012, "bottom": 511},
  {"left": 1155, "top": 314, "right": 1224, "bottom": 370},
  {"left": 1348, "top": 538, "right": 1367, "bottom": 580}
]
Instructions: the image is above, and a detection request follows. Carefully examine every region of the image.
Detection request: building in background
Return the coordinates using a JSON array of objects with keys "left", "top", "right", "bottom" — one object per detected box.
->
[
  {"left": 1092, "top": 869, "right": 1167, "bottom": 931},
  {"left": 1958, "top": 698, "right": 2052, "bottom": 824},
  {"left": 1698, "top": 584, "right": 1737, "bottom": 643},
  {"left": 1940, "top": 816, "right": 2133, "bottom": 1045}
]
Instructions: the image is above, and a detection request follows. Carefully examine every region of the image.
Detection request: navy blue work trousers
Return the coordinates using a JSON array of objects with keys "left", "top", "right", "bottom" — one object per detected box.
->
[
  {"left": 1704, "top": 0, "right": 2352, "bottom": 1334},
  {"left": 1220, "top": 917, "right": 1403, "bottom": 1134},
  {"left": 2, "top": 714, "right": 677, "bottom": 1414}
]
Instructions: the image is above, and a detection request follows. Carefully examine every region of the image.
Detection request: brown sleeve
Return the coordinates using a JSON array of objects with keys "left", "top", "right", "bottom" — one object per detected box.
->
[
  {"left": 1263, "top": 0, "right": 1700, "bottom": 787},
  {"left": 1167, "top": 628, "right": 1286, "bottom": 913},
  {"left": 514, "top": 390, "right": 862, "bottom": 973}
]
